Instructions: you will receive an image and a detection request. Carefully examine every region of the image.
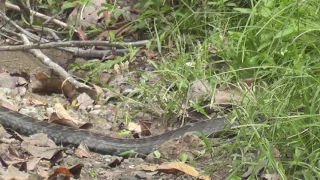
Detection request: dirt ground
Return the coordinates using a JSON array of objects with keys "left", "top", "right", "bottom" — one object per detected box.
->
[{"left": 0, "top": 48, "right": 230, "bottom": 179}]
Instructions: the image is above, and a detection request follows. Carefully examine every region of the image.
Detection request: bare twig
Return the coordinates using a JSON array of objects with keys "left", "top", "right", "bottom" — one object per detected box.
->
[
  {"left": 18, "top": 33, "right": 90, "bottom": 89},
  {"left": 0, "top": 10, "right": 47, "bottom": 42},
  {"left": 0, "top": 28, "right": 22, "bottom": 43},
  {"left": 5, "top": 2, "right": 69, "bottom": 29},
  {"left": 0, "top": 12, "right": 90, "bottom": 89},
  {"left": 29, "top": 27, "right": 61, "bottom": 41},
  {"left": 0, "top": 40, "right": 148, "bottom": 51},
  {"left": 0, "top": 11, "right": 131, "bottom": 58}
]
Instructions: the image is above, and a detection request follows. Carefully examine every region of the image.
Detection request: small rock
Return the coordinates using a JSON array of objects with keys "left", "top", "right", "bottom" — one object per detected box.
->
[
  {"left": 94, "top": 105, "right": 101, "bottom": 109},
  {"left": 19, "top": 107, "right": 42, "bottom": 120},
  {"left": 135, "top": 172, "right": 148, "bottom": 179},
  {"left": 46, "top": 107, "right": 54, "bottom": 116},
  {"left": 0, "top": 87, "right": 11, "bottom": 96},
  {"left": 89, "top": 109, "right": 101, "bottom": 115},
  {"left": 14, "top": 95, "right": 22, "bottom": 101}
]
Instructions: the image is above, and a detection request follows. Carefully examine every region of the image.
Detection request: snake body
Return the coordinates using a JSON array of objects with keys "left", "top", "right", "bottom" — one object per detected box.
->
[{"left": 0, "top": 106, "right": 227, "bottom": 156}]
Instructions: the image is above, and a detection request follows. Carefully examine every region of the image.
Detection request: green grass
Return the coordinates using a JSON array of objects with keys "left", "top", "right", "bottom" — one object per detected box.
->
[
  {"left": 20, "top": 0, "right": 320, "bottom": 178},
  {"left": 132, "top": 0, "right": 320, "bottom": 178}
]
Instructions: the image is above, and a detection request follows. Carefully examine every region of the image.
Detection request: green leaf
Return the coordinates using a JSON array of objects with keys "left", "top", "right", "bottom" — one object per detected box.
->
[
  {"left": 118, "top": 130, "right": 131, "bottom": 136},
  {"left": 61, "top": 2, "right": 75, "bottom": 12},
  {"left": 193, "top": 103, "right": 208, "bottom": 117},
  {"left": 180, "top": 153, "right": 188, "bottom": 162},
  {"left": 275, "top": 28, "right": 294, "bottom": 38},
  {"left": 201, "top": 132, "right": 213, "bottom": 154},
  {"left": 119, "top": 150, "right": 138, "bottom": 156},
  {"left": 153, "top": 151, "right": 161, "bottom": 158},
  {"left": 233, "top": 8, "right": 252, "bottom": 14}
]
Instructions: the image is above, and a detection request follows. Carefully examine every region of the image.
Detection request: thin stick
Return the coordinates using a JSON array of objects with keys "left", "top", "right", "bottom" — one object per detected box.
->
[
  {"left": 0, "top": 40, "right": 148, "bottom": 51},
  {"left": 18, "top": 33, "right": 90, "bottom": 89},
  {"left": 5, "top": 2, "right": 69, "bottom": 29}
]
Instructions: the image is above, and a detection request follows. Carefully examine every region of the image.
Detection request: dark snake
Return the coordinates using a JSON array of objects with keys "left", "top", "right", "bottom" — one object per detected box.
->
[{"left": 0, "top": 106, "right": 227, "bottom": 157}]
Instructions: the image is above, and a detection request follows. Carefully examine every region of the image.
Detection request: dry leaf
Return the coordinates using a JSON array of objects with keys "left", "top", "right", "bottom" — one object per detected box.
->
[
  {"left": 26, "top": 157, "right": 42, "bottom": 171},
  {"left": 108, "top": 158, "right": 122, "bottom": 168},
  {"left": 143, "top": 162, "right": 205, "bottom": 178},
  {"left": 49, "top": 109, "right": 93, "bottom": 129},
  {"left": 114, "top": 64, "right": 121, "bottom": 74},
  {"left": 137, "top": 49, "right": 158, "bottom": 59},
  {"left": 189, "top": 79, "right": 210, "bottom": 102},
  {"left": 28, "top": 99, "right": 47, "bottom": 107},
  {"left": 0, "top": 165, "right": 30, "bottom": 180},
  {"left": 93, "top": 84, "right": 104, "bottom": 102},
  {"left": 139, "top": 120, "right": 152, "bottom": 136},
  {"left": 48, "top": 167, "right": 71, "bottom": 180},
  {"left": 261, "top": 173, "right": 280, "bottom": 180},
  {"left": 32, "top": 78, "right": 64, "bottom": 94},
  {"left": 35, "top": 72, "right": 50, "bottom": 80},
  {"left": 67, "top": 0, "right": 106, "bottom": 28},
  {"left": 75, "top": 93, "right": 94, "bottom": 110},
  {"left": 0, "top": 102, "right": 18, "bottom": 112},
  {"left": 75, "top": 143, "right": 91, "bottom": 158},
  {"left": 20, "top": 133, "right": 61, "bottom": 159},
  {"left": 55, "top": 103, "right": 74, "bottom": 121},
  {"left": 127, "top": 122, "right": 141, "bottom": 133},
  {"left": 272, "top": 148, "right": 280, "bottom": 158}
]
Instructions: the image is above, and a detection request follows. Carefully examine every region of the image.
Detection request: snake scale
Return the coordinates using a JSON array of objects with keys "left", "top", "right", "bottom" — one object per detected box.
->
[{"left": 0, "top": 106, "right": 227, "bottom": 157}]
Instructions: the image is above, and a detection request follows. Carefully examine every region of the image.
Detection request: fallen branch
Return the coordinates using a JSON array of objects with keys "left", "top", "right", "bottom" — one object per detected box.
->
[
  {"left": 0, "top": 40, "right": 148, "bottom": 51},
  {"left": 18, "top": 33, "right": 90, "bottom": 89},
  {"left": 5, "top": 2, "right": 69, "bottom": 29},
  {"left": 0, "top": 11, "right": 130, "bottom": 58}
]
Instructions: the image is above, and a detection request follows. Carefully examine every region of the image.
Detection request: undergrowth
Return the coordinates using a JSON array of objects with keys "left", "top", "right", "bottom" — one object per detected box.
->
[
  {"left": 22, "top": 0, "right": 320, "bottom": 178},
  {"left": 135, "top": 0, "right": 320, "bottom": 179}
]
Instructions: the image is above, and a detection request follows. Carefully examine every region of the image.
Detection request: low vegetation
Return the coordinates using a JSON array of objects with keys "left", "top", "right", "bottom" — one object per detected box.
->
[
  {"left": 133, "top": 0, "right": 320, "bottom": 178},
  {"left": 5, "top": 0, "right": 320, "bottom": 178}
]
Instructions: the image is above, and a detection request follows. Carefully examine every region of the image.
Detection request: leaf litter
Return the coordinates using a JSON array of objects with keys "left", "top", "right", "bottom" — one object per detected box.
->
[{"left": 0, "top": 1, "right": 257, "bottom": 179}]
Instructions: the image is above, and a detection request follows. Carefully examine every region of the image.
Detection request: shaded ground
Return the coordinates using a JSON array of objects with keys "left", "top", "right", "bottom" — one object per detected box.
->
[{"left": 0, "top": 48, "right": 230, "bottom": 179}]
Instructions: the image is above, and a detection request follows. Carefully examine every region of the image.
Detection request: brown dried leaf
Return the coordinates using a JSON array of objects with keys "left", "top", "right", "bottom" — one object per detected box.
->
[
  {"left": 139, "top": 120, "right": 152, "bottom": 136},
  {"left": 0, "top": 102, "right": 18, "bottom": 112},
  {"left": 0, "top": 165, "right": 30, "bottom": 180},
  {"left": 261, "top": 173, "right": 280, "bottom": 180},
  {"left": 143, "top": 162, "right": 205, "bottom": 178},
  {"left": 67, "top": 0, "right": 105, "bottom": 28},
  {"left": 49, "top": 112, "right": 92, "bottom": 129},
  {"left": 55, "top": 103, "right": 74, "bottom": 121},
  {"left": 93, "top": 84, "right": 104, "bottom": 102},
  {"left": 35, "top": 72, "right": 50, "bottom": 80},
  {"left": 114, "top": 64, "right": 121, "bottom": 74},
  {"left": 48, "top": 166, "right": 71, "bottom": 180},
  {"left": 108, "top": 157, "right": 122, "bottom": 168},
  {"left": 127, "top": 122, "right": 141, "bottom": 134},
  {"left": 26, "top": 157, "right": 42, "bottom": 171},
  {"left": 272, "top": 148, "right": 280, "bottom": 158},
  {"left": 31, "top": 78, "right": 64, "bottom": 94},
  {"left": 137, "top": 49, "right": 158, "bottom": 59},
  {"left": 214, "top": 85, "right": 243, "bottom": 104},
  {"left": 157, "top": 162, "right": 199, "bottom": 176},
  {"left": 75, "top": 28, "right": 88, "bottom": 40},
  {"left": 61, "top": 80, "right": 78, "bottom": 101},
  {"left": 75, "top": 143, "right": 91, "bottom": 158},
  {"left": 21, "top": 133, "right": 61, "bottom": 159},
  {"left": 28, "top": 99, "right": 47, "bottom": 107},
  {"left": 76, "top": 93, "right": 94, "bottom": 110}
]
